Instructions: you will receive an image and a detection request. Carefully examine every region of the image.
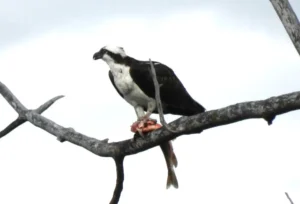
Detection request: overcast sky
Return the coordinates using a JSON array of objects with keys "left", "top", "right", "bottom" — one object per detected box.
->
[{"left": 1, "top": 0, "right": 300, "bottom": 204}]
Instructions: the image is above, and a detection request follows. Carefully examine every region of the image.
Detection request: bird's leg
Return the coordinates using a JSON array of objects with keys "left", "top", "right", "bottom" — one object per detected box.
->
[
  {"left": 140, "top": 111, "right": 157, "bottom": 125},
  {"left": 131, "top": 103, "right": 161, "bottom": 134},
  {"left": 131, "top": 106, "right": 146, "bottom": 134},
  {"left": 140, "top": 101, "right": 157, "bottom": 127}
]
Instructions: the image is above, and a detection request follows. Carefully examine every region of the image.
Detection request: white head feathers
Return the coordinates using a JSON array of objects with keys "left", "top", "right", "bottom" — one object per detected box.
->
[{"left": 104, "top": 45, "right": 127, "bottom": 57}]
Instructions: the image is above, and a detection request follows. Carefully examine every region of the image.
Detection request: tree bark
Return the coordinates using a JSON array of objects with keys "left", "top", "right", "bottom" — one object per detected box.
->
[
  {"left": 1, "top": 81, "right": 300, "bottom": 158},
  {"left": 270, "top": 0, "right": 300, "bottom": 55},
  {"left": 285, "top": 192, "right": 294, "bottom": 204},
  {"left": 1, "top": 82, "right": 300, "bottom": 204}
]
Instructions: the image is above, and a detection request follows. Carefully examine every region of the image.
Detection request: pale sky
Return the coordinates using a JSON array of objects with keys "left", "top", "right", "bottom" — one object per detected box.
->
[{"left": 1, "top": 0, "right": 300, "bottom": 204}]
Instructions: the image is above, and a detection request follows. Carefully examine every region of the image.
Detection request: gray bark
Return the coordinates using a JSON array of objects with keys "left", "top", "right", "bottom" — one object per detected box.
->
[
  {"left": 270, "top": 0, "right": 300, "bottom": 55},
  {"left": 285, "top": 192, "right": 294, "bottom": 204},
  {"left": 1, "top": 81, "right": 300, "bottom": 158},
  {"left": 0, "top": 95, "right": 64, "bottom": 138},
  {"left": 149, "top": 58, "right": 177, "bottom": 133},
  {"left": 1, "top": 80, "right": 300, "bottom": 204},
  {"left": 110, "top": 157, "right": 125, "bottom": 204}
]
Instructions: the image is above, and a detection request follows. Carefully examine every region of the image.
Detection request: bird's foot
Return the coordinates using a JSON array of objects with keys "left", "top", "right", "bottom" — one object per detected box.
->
[{"left": 130, "top": 118, "right": 161, "bottom": 136}]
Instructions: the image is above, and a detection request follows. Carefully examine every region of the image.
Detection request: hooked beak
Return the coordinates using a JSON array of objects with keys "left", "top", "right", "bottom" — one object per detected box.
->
[
  {"left": 93, "top": 51, "right": 101, "bottom": 60},
  {"left": 93, "top": 48, "right": 106, "bottom": 60}
]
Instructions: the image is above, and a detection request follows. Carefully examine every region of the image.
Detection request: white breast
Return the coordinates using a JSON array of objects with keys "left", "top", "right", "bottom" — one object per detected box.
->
[{"left": 108, "top": 63, "right": 155, "bottom": 108}]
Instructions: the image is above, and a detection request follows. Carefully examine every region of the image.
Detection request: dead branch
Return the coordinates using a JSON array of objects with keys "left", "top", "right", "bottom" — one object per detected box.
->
[
  {"left": 270, "top": 0, "right": 300, "bottom": 55},
  {"left": 110, "top": 156, "right": 125, "bottom": 204},
  {"left": 148, "top": 59, "right": 179, "bottom": 133},
  {"left": 0, "top": 117, "right": 25, "bottom": 138},
  {"left": 285, "top": 192, "right": 294, "bottom": 204},
  {"left": 1, "top": 81, "right": 300, "bottom": 157},
  {"left": 1, "top": 80, "right": 300, "bottom": 203},
  {"left": 0, "top": 95, "right": 64, "bottom": 138}
]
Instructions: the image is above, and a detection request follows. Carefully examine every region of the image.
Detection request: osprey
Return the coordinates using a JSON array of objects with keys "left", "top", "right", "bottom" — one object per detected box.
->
[{"left": 93, "top": 46, "right": 205, "bottom": 189}]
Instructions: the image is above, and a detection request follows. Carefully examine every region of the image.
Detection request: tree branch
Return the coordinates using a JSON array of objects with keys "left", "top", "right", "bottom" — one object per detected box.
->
[
  {"left": 1, "top": 81, "right": 300, "bottom": 157},
  {"left": 0, "top": 117, "right": 25, "bottom": 138},
  {"left": 0, "top": 95, "right": 64, "bottom": 138},
  {"left": 270, "top": 0, "right": 300, "bottom": 55},
  {"left": 110, "top": 156, "right": 125, "bottom": 204},
  {"left": 285, "top": 192, "right": 294, "bottom": 204},
  {"left": 1, "top": 81, "right": 300, "bottom": 203},
  {"left": 148, "top": 59, "right": 179, "bottom": 133}
]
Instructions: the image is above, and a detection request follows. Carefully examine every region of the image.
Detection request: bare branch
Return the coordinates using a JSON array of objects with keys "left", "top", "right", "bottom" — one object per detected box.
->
[
  {"left": 110, "top": 157, "right": 125, "bottom": 204},
  {"left": 148, "top": 59, "right": 178, "bottom": 133},
  {"left": 270, "top": 0, "right": 300, "bottom": 55},
  {"left": 1, "top": 81, "right": 300, "bottom": 158},
  {"left": 0, "top": 81, "right": 27, "bottom": 114},
  {"left": 25, "top": 111, "right": 110, "bottom": 156},
  {"left": 0, "top": 117, "right": 25, "bottom": 138},
  {"left": 1, "top": 81, "right": 300, "bottom": 203},
  {"left": 0, "top": 95, "right": 64, "bottom": 138},
  {"left": 35, "top": 95, "right": 65, "bottom": 113},
  {"left": 1, "top": 81, "right": 300, "bottom": 204},
  {"left": 122, "top": 91, "right": 300, "bottom": 156},
  {"left": 0, "top": 81, "right": 110, "bottom": 156},
  {"left": 285, "top": 192, "right": 294, "bottom": 204}
]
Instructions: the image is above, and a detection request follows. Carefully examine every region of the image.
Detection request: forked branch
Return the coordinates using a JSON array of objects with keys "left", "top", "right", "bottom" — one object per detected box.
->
[
  {"left": 1, "top": 81, "right": 300, "bottom": 157},
  {"left": 0, "top": 95, "right": 64, "bottom": 138},
  {"left": 1, "top": 79, "right": 300, "bottom": 204}
]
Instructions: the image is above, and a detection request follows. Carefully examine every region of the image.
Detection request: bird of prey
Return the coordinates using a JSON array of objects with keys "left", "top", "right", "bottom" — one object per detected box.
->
[{"left": 93, "top": 46, "right": 205, "bottom": 189}]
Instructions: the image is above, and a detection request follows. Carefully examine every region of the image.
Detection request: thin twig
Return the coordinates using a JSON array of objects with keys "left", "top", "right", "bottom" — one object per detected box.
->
[
  {"left": 35, "top": 95, "right": 64, "bottom": 113},
  {"left": 285, "top": 192, "right": 294, "bottom": 204},
  {"left": 148, "top": 59, "right": 179, "bottom": 133},
  {"left": 0, "top": 117, "right": 25, "bottom": 138},
  {"left": 0, "top": 95, "right": 64, "bottom": 138},
  {"left": 110, "top": 156, "right": 125, "bottom": 204}
]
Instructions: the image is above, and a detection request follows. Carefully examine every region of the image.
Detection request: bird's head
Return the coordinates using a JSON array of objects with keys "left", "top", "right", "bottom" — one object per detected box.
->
[{"left": 93, "top": 45, "right": 127, "bottom": 64}]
